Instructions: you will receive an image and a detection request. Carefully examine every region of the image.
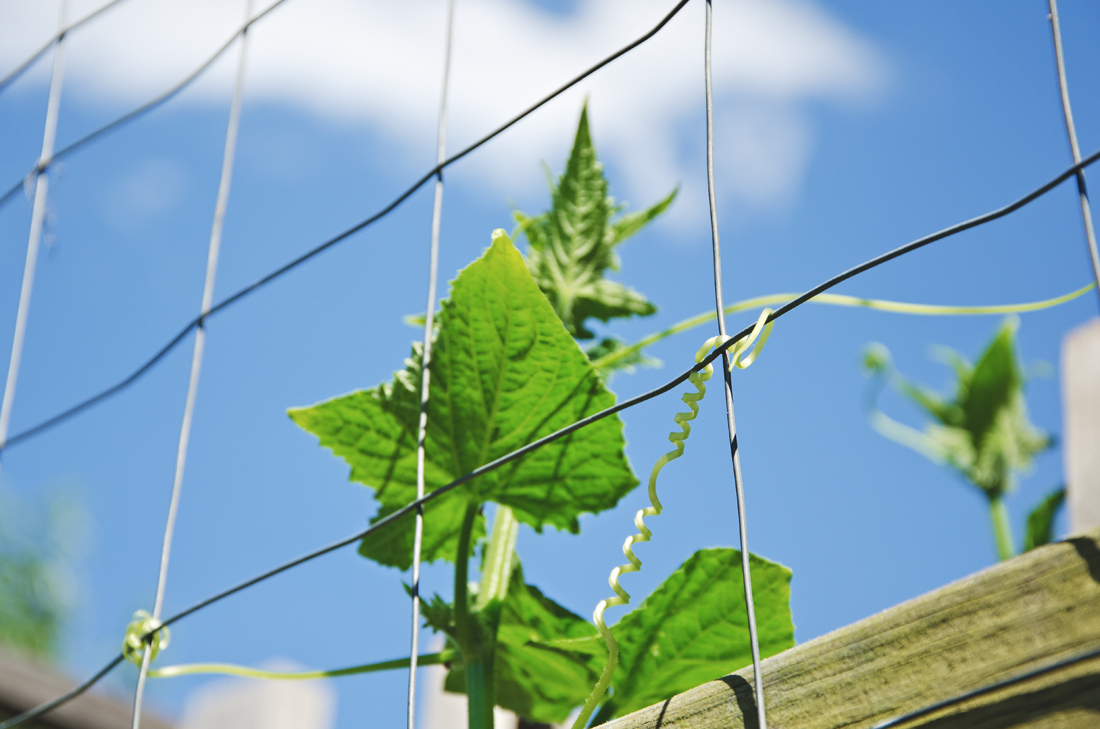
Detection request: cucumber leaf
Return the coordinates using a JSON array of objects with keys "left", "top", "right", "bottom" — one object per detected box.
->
[
  {"left": 289, "top": 232, "right": 638, "bottom": 569},
  {"left": 432, "top": 548, "right": 794, "bottom": 723},
  {"left": 600, "top": 548, "right": 794, "bottom": 719},
  {"left": 515, "top": 104, "right": 674, "bottom": 340},
  {"left": 1024, "top": 487, "right": 1065, "bottom": 552},
  {"left": 870, "top": 319, "right": 1052, "bottom": 500},
  {"left": 444, "top": 561, "right": 600, "bottom": 724}
]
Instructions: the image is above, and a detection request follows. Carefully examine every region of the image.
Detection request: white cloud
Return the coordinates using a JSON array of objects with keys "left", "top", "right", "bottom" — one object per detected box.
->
[
  {"left": 101, "top": 157, "right": 188, "bottom": 233},
  {"left": 1, "top": 0, "right": 886, "bottom": 216}
]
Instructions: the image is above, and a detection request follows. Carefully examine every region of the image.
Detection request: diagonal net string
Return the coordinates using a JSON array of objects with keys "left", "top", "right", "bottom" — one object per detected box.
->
[
  {"left": 408, "top": 2, "right": 456, "bottom": 727},
  {"left": 1046, "top": 0, "right": 1100, "bottom": 305},
  {"left": 130, "top": 2, "right": 254, "bottom": 727},
  {"left": 0, "top": 0, "right": 293, "bottom": 213},
  {"left": 0, "top": 0, "right": 694, "bottom": 455},
  {"left": 2, "top": 160, "right": 1096, "bottom": 726},
  {"left": 5, "top": 3, "right": 1100, "bottom": 724},
  {"left": 0, "top": 0, "right": 129, "bottom": 95},
  {"left": 703, "top": 1, "right": 767, "bottom": 725},
  {"left": 0, "top": 0, "right": 69, "bottom": 479}
]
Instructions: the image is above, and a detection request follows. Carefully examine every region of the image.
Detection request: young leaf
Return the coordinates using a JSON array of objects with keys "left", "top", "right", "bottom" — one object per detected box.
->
[
  {"left": 289, "top": 232, "right": 638, "bottom": 569},
  {"left": 868, "top": 318, "right": 1052, "bottom": 501},
  {"left": 1024, "top": 487, "right": 1065, "bottom": 552},
  {"left": 960, "top": 320, "right": 1022, "bottom": 449},
  {"left": 516, "top": 104, "right": 675, "bottom": 339},
  {"left": 601, "top": 548, "right": 794, "bottom": 719}
]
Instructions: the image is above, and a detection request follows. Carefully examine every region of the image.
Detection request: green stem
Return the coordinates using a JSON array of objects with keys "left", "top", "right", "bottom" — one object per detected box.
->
[
  {"left": 453, "top": 501, "right": 494, "bottom": 729},
  {"left": 453, "top": 501, "right": 479, "bottom": 655},
  {"left": 477, "top": 506, "right": 519, "bottom": 609},
  {"left": 989, "top": 496, "right": 1016, "bottom": 561},
  {"left": 591, "top": 284, "right": 1096, "bottom": 373},
  {"left": 149, "top": 652, "right": 454, "bottom": 680},
  {"left": 466, "top": 654, "right": 496, "bottom": 729}
]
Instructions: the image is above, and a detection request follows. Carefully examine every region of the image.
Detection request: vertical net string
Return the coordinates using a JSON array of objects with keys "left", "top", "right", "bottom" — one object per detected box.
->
[
  {"left": 703, "top": 1, "right": 767, "bottom": 726},
  {"left": 0, "top": 0, "right": 69, "bottom": 477},
  {"left": 131, "top": 1, "right": 253, "bottom": 726},
  {"left": 1046, "top": 0, "right": 1100, "bottom": 304},
  {"left": 408, "top": 2, "right": 456, "bottom": 727}
]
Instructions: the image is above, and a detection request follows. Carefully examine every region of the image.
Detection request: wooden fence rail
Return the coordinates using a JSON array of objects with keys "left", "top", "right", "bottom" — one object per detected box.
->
[{"left": 607, "top": 527, "right": 1100, "bottom": 729}]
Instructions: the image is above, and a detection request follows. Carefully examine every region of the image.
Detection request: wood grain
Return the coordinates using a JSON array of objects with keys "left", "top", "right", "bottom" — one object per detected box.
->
[{"left": 606, "top": 528, "right": 1100, "bottom": 729}]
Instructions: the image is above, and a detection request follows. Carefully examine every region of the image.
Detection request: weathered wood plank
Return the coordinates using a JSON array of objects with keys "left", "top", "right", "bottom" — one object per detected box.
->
[
  {"left": 606, "top": 528, "right": 1100, "bottom": 729},
  {"left": 0, "top": 647, "right": 173, "bottom": 729}
]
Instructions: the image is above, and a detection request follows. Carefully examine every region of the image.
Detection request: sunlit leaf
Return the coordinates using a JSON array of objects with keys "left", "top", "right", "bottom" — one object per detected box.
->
[
  {"left": 600, "top": 548, "right": 794, "bottom": 719},
  {"left": 442, "top": 548, "right": 794, "bottom": 723},
  {"left": 289, "top": 232, "right": 638, "bottom": 569},
  {"left": 494, "top": 563, "right": 601, "bottom": 723}
]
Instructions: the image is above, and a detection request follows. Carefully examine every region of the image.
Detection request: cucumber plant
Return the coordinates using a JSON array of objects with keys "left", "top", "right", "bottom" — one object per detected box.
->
[
  {"left": 290, "top": 108, "right": 794, "bottom": 727},
  {"left": 292, "top": 233, "right": 793, "bottom": 727},
  {"left": 863, "top": 318, "right": 1064, "bottom": 561}
]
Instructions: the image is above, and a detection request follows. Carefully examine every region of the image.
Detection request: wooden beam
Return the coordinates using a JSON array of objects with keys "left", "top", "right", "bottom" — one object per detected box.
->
[
  {"left": 0, "top": 648, "right": 173, "bottom": 729},
  {"left": 606, "top": 527, "right": 1100, "bottom": 729}
]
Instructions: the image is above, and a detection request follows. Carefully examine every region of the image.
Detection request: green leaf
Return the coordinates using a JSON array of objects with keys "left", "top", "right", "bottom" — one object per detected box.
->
[
  {"left": 961, "top": 319, "right": 1021, "bottom": 447},
  {"left": 515, "top": 104, "right": 673, "bottom": 339},
  {"left": 0, "top": 490, "right": 71, "bottom": 658},
  {"left": 441, "top": 559, "right": 601, "bottom": 724},
  {"left": 494, "top": 563, "right": 602, "bottom": 723},
  {"left": 289, "top": 231, "right": 638, "bottom": 569},
  {"left": 1024, "top": 487, "right": 1065, "bottom": 552},
  {"left": 609, "top": 188, "right": 677, "bottom": 248},
  {"left": 404, "top": 582, "right": 456, "bottom": 638},
  {"left": 878, "top": 318, "right": 1052, "bottom": 500},
  {"left": 603, "top": 548, "right": 794, "bottom": 719},
  {"left": 442, "top": 548, "right": 795, "bottom": 723}
]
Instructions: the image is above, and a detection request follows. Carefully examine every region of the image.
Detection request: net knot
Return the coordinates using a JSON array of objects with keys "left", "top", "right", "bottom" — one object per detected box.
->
[{"left": 122, "top": 610, "right": 170, "bottom": 666}]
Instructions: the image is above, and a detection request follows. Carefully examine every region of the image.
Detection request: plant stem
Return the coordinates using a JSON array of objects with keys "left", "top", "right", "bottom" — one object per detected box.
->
[
  {"left": 477, "top": 506, "right": 518, "bottom": 609},
  {"left": 452, "top": 501, "right": 495, "bottom": 729},
  {"left": 989, "top": 496, "right": 1016, "bottom": 561},
  {"left": 590, "top": 285, "right": 1096, "bottom": 373},
  {"left": 149, "top": 652, "right": 453, "bottom": 680},
  {"left": 465, "top": 653, "right": 496, "bottom": 729},
  {"left": 453, "top": 501, "right": 479, "bottom": 655}
]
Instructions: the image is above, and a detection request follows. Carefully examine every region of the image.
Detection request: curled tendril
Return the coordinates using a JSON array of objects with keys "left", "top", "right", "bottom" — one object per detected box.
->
[
  {"left": 571, "top": 308, "right": 773, "bottom": 729},
  {"left": 122, "top": 610, "right": 170, "bottom": 667}
]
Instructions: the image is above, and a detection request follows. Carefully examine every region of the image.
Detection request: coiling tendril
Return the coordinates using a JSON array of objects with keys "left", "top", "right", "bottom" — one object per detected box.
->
[
  {"left": 571, "top": 309, "right": 773, "bottom": 729},
  {"left": 122, "top": 610, "right": 170, "bottom": 667}
]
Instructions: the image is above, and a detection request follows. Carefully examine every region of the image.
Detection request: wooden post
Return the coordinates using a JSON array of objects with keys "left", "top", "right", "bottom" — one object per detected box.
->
[
  {"left": 605, "top": 527, "right": 1100, "bottom": 729},
  {"left": 1064, "top": 318, "right": 1100, "bottom": 535}
]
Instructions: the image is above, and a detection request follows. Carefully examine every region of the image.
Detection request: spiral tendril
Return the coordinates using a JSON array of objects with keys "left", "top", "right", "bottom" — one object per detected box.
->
[{"left": 571, "top": 309, "right": 773, "bottom": 729}]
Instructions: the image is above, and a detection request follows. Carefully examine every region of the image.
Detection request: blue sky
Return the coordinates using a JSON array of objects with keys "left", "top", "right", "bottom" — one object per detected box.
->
[{"left": 1, "top": 0, "right": 1098, "bottom": 726}]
